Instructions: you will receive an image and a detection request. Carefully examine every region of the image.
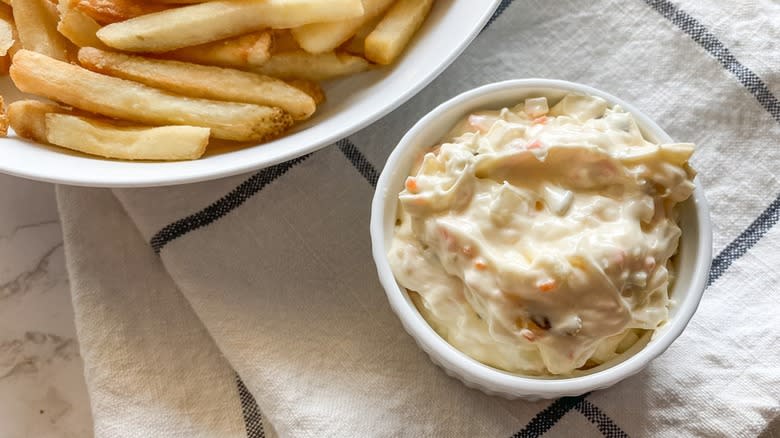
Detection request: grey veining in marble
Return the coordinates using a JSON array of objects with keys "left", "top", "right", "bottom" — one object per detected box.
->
[{"left": 0, "top": 174, "right": 92, "bottom": 438}]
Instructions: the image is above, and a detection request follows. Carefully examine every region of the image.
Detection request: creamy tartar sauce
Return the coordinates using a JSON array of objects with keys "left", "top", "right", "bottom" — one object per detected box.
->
[{"left": 388, "top": 94, "right": 696, "bottom": 376}]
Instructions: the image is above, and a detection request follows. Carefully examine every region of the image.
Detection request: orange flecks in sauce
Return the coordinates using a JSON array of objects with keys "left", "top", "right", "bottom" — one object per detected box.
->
[
  {"left": 405, "top": 177, "right": 418, "bottom": 193},
  {"left": 474, "top": 260, "right": 488, "bottom": 271},
  {"left": 527, "top": 139, "right": 543, "bottom": 150},
  {"left": 537, "top": 279, "right": 557, "bottom": 292},
  {"left": 533, "top": 116, "right": 548, "bottom": 125}
]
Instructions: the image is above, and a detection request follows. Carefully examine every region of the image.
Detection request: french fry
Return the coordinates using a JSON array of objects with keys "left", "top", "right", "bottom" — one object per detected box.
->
[
  {"left": 2, "top": 0, "right": 435, "bottom": 161},
  {"left": 8, "top": 100, "right": 209, "bottom": 160},
  {"left": 79, "top": 48, "right": 316, "bottom": 120},
  {"left": 0, "top": 4, "right": 16, "bottom": 74},
  {"left": 11, "top": 50, "right": 294, "bottom": 141},
  {"left": 7, "top": 100, "right": 69, "bottom": 144},
  {"left": 364, "top": 0, "right": 433, "bottom": 65},
  {"left": 12, "top": 0, "right": 72, "bottom": 60},
  {"left": 0, "top": 96, "right": 8, "bottom": 137},
  {"left": 0, "top": 3, "right": 14, "bottom": 56},
  {"left": 46, "top": 113, "right": 210, "bottom": 160},
  {"left": 75, "top": 0, "right": 171, "bottom": 25},
  {"left": 96, "top": 0, "right": 365, "bottom": 52},
  {"left": 252, "top": 50, "right": 370, "bottom": 81},
  {"left": 342, "top": 12, "right": 383, "bottom": 55},
  {"left": 160, "top": 31, "right": 271, "bottom": 68},
  {"left": 153, "top": 0, "right": 207, "bottom": 3},
  {"left": 287, "top": 79, "right": 325, "bottom": 105},
  {"left": 270, "top": 29, "right": 300, "bottom": 54},
  {"left": 292, "top": 0, "right": 395, "bottom": 54},
  {"left": 58, "top": 7, "right": 108, "bottom": 49}
]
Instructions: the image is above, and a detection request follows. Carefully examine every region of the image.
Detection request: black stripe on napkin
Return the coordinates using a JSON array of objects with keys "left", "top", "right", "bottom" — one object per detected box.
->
[
  {"left": 510, "top": 394, "right": 587, "bottom": 438},
  {"left": 235, "top": 374, "right": 265, "bottom": 438},
  {"left": 574, "top": 398, "right": 629, "bottom": 438},
  {"left": 486, "top": 0, "right": 516, "bottom": 28},
  {"left": 338, "top": 139, "right": 379, "bottom": 187},
  {"left": 150, "top": 154, "right": 310, "bottom": 253},
  {"left": 644, "top": 0, "right": 780, "bottom": 124},
  {"left": 643, "top": 1, "right": 780, "bottom": 286},
  {"left": 708, "top": 193, "right": 780, "bottom": 286}
]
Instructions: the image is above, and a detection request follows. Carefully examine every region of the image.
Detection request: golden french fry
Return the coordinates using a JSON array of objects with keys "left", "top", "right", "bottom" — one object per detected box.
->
[
  {"left": 8, "top": 100, "right": 208, "bottom": 160},
  {"left": 57, "top": 7, "right": 108, "bottom": 49},
  {"left": 160, "top": 31, "right": 271, "bottom": 68},
  {"left": 270, "top": 29, "right": 300, "bottom": 54},
  {"left": 75, "top": 0, "right": 170, "bottom": 25},
  {"left": 0, "top": 4, "right": 18, "bottom": 74},
  {"left": 46, "top": 113, "right": 210, "bottom": 160},
  {"left": 364, "top": 0, "right": 433, "bottom": 65},
  {"left": 12, "top": 0, "right": 72, "bottom": 60},
  {"left": 342, "top": 12, "right": 383, "bottom": 55},
  {"left": 252, "top": 50, "right": 370, "bottom": 81},
  {"left": 97, "top": 0, "right": 365, "bottom": 52},
  {"left": 292, "top": 0, "right": 395, "bottom": 54},
  {"left": 0, "top": 96, "right": 8, "bottom": 136},
  {"left": 79, "top": 47, "right": 316, "bottom": 120},
  {"left": 286, "top": 79, "right": 325, "bottom": 105},
  {"left": 11, "top": 50, "right": 293, "bottom": 141},
  {"left": 8, "top": 100, "right": 68, "bottom": 143},
  {"left": 0, "top": 3, "right": 14, "bottom": 56}
]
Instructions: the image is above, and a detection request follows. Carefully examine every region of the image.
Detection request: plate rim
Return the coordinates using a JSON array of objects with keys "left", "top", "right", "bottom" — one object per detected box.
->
[{"left": 0, "top": 0, "right": 502, "bottom": 188}]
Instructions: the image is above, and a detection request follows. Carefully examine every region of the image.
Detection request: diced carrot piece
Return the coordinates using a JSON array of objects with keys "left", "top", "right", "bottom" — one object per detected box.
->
[
  {"left": 405, "top": 177, "right": 418, "bottom": 193},
  {"left": 537, "top": 279, "right": 556, "bottom": 292},
  {"left": 474, "top": 260, "right": 488, "bottom": 271},
  {"left": 533, "top": 116, "right": 548, "bottom": 125}
]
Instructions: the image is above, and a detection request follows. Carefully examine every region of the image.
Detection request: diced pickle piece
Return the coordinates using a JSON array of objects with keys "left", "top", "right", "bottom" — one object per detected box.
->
[
  {"left": 659, "top": 143, "right": 695, "bottom": 166},
  {"left": 524, "top": 97, "right": 549, "bottom": 118},
  {"left": 549, "top": 94, "right": 608, "bottom": 121}
]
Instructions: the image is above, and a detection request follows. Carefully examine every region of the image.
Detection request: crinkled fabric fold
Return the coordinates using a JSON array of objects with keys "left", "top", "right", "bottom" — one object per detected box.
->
[{"left": 58, "top": 1, "right": 780, "bottom": 437}]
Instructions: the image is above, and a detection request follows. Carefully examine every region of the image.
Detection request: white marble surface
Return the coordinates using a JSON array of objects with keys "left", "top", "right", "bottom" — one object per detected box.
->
[{"left": 0, "top": 174, "right": 93, "bottom": 438}]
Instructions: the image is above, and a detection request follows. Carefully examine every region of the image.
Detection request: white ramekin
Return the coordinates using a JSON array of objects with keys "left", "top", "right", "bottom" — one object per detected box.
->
[{"left": 369, "top": 79, "right": 713, "bottom": 400}]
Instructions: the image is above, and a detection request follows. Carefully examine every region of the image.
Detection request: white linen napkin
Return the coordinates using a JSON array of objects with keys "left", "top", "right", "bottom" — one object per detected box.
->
[{"left": 57, "top": 0, "right": 780, "bottom": 437}]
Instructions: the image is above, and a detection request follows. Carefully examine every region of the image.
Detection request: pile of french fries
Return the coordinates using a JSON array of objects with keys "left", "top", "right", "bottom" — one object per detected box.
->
[{"left": 0, "top": 0, "right": 435, "bottom": 160}]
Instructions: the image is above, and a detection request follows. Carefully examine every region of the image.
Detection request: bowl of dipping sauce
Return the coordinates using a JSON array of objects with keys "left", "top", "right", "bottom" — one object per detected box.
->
[{"left": 370, "top": 79, "right": 712, "bottom": 399}]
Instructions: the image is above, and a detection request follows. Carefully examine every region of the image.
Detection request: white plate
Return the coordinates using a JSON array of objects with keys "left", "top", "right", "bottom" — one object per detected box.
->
[{"left": 0, "top": 0, "right": 501, "bottom": 187}]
